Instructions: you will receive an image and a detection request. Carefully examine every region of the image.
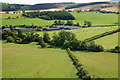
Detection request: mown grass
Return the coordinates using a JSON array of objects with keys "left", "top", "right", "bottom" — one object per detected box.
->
[
  {"left": 2, "top": 42, "right": 77, "bottom": 78},
  {"left": 1, "top": 12, "right": 118, "bottom": 27},
  {"left": 73, "top": 51, "right": 118, "bottom": 78}
]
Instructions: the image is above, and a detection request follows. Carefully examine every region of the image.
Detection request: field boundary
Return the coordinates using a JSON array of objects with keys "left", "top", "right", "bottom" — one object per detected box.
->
[
  {"left": 66, "top": 48, "right": 92, "bottom": 79},
  {"left": 84, "top": 28, "right": 119, "bottom": 42}
]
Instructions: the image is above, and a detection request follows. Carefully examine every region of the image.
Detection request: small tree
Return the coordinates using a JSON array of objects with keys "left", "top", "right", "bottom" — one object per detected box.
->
[
  {"left": 38, "top": 37, "right": 47, "bottom": 48},
  {"left": 6, "top": 36, "right": 14, "bottom": 43},
  {"left": 84, "top": 21, "right": 92, "bottom": 27},
  {"left": 43, "top": 32, "right": 51, "bottom": 43}
]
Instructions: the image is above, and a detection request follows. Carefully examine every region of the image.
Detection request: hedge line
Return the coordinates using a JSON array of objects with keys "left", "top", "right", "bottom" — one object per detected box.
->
[
  {"left": 84, "top": 28, "right": 119, "bottom": 42},
  {"left": 66, "top": 48, "right": 92, "bottom": 79}
]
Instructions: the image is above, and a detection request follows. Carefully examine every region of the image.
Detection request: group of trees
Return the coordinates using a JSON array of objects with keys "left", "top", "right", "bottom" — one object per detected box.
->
[
  {"left": 51, "top": 31, "right": 104, "bottom": 52},
  {"left": 53, "top": 20, "right": 80, "bottom": 26},
  {"left": 6, "top": 16, "right": 19, "bottom": 19},
  {"left": 2, "top": 30, "right": 104, "bottom": 52},
  {"left": 111, "top": 46, "right": 120, "bottom": 53},
  {"left": 22, "top": 11, "right": 75, "bottom": 20},
  {"left": 2, "top": 25, "right": 43, "bottom": 29},
  {"left": 84, "top": 21, "right": 92, "bottom": 27}
]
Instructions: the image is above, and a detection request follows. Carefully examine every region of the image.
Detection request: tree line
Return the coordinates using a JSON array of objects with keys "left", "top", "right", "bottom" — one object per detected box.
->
[
  {"left": 2, "top": 30, "right": 104, "bottom": 52},
  {"left": 22, "top": 11, "right": 75, "bottom": 20}
]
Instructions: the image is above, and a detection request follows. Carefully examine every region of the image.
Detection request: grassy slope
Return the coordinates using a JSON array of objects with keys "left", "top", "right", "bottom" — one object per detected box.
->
[
  {"left": 95, "top": 32, "right": 119, "bottom": 49},
  {"left": 2, "top": 42, "right": 77, "bottom": 78},
  {"left": 1, "top": 14, "right": 54, "bottom": 27},
  {"left": 73, "top": 51, "right": 118, "bottom": 78},
  {"left": 71, "top": 12, "right": 118, "bottom": 26},
  {"left": 1, "top": 12, "right": 118, "bottom": 27}
]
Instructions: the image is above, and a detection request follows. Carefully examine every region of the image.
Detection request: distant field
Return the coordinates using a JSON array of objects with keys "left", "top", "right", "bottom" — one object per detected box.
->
[
  {"left": 1, "top": 14, "right": 54, "bottom": 27},
  {"left": 73, "top": 51, "right": 118, "bottom": 78},
  {"left": 71, "top": 12, "right": 118, "bottom": 26},
  {"left": 1, "top": 12, "right": 118, "bottom": 27},
  {"left": 2, "top": 42, "right": 77, "bottom": 78}
]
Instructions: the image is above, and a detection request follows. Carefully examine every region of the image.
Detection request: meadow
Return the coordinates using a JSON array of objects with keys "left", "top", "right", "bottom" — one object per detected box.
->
[
  {"left": 95, "top": 32, "right": 119, "bottom": 49},
  {"left": 1, "top": 12, "right": 118, "bottom": 27},
  {"left": 73, "top": 51, "right": 118, "bottom": 78},
  {"left": 2, "top": 42, "right": 77, "bottom": 78}
]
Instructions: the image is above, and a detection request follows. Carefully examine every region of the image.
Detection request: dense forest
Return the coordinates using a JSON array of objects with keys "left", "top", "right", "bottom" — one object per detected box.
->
[{"left": 22, "top": 11, "right": 75, "bottom": 20}]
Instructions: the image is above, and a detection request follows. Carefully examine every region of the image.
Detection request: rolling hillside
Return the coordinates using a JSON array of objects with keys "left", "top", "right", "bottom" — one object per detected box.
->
[
  {"left": 66, "top": 2, "right": 118, "bottom": 11},
  {"left": 1, "top": 1, "right": 118, "bottom": 12},
  {"left": 0, "top": 2, "right": 75, "bottom": 11}
]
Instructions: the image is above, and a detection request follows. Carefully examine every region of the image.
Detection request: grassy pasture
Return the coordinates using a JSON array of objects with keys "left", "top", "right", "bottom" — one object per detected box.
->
[
  {"left": 71, "top": 12, "right": 118, "bottom": 26},
  {"left": 95, "top": 32, "right": 119, "bottom": 49},
  {"left": 1, "top": 14, "right": 54, "bottom": 27},
  {"left": 73, "top": 51, "right": 118, "bottom": 78},
  {"left": 2, "top": 42, "right": 77, "bottom": 78},
  {"left": 1, "top": 12, "right": 118, "bottom": 27}
]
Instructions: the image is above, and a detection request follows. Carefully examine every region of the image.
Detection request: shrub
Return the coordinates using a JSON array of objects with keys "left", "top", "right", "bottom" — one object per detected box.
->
[
  {"left": 6, "top": 36, "right": 14, "bottom": 43},
  {"left": 111, "top": 46, "right": 120, "bottom": 53},
  {"left": 38, "top": 37, "right": 47, "bottom": 48},
  {"left": 43, "top": 32, "right": 51, "bottom": 43},
  {"left": 87, "top": 41, "right": 104, "bottom": 52}
]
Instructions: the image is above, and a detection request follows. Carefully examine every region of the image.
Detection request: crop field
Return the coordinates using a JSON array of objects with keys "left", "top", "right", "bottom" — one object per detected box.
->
[
  {"left": 1, "top": 12, "right": 118, "bottom": 27},
  {"left": 2, "top": 42, "right": 77, "bottom": 78},
  {"left": 73, "top": 51, "right": 118, "bottom": 78}
]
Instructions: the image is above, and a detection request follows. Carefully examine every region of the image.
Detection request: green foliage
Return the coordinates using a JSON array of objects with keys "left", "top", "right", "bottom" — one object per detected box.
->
[
  {"left": 52, "top": 31, "right": 76, "bottom": 47},
  {"left": 53, "top": 20, "right": 65, "bottom": 25},
  {"left": 43, "top": 32, "right": 51, "bottom": 43},
  {"left": 84, "top": 21, "right": 92, "bottom": 27},
  {"left": 6, "top": 36, "right": 14, "bottom": 43},
  {"left": 38, "top": 37, "right": 47, "bottom": 48},
  {"left": 23, "top": 11, "right": 75, "bottom": 20},
  {"left": 87, "top": 41, "right": 104, "bottom": 52},
  {"left": 65, "top": 20, "right": 74, "bottom": 26},
  {"left": 67, "top": 48, "right": 91, "bottom": 79},
  {"left": 111, "top": 46, "right": 120, "bottom": 53}
]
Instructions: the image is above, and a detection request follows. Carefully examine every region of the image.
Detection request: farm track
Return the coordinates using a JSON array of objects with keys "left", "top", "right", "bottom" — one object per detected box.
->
[{"left": 84, "top": 28, "right": 119, "bottom": 42}]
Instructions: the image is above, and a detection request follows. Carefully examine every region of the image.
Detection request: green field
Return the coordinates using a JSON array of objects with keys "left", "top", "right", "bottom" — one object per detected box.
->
[
  {"left": 1, "top": 12, "right": 118, "bottom": 27},
  {"left": 73, "top": 51, "right": 118, "bottom": 78},
  {"left": 2, "top": 42, "right": 77, "bottom": 78},
  {"left": 95, "top": 32, "right": 119, "bottom": 49},
  {"left": 71, "top": 12, "right": 118, "bottom": 26}
]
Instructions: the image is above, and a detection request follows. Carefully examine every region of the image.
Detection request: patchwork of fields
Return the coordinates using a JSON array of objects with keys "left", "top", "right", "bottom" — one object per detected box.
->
[
  {"left": 73, "top": 51, "right": 118, "bottom": 78},
  {"left": 1, "top": 11, "right": 119, "bottom": 78},
  {"left": 1, "top": 12, "right": 118, "bottom": 27},
  {"left": 2, "top": 42, "right": 77, "bottom": 78}
]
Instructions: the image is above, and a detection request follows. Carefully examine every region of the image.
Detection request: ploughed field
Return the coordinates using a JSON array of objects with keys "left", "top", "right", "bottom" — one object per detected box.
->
[
  {"left": 2, "top": 42, "right": 77, "bottom": 78},
  {"left": 1, "top": 12, "right": 118, "bottom": 27},
  {"left": 73, "top": 51, "right": 118, "bottom": 78}
]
